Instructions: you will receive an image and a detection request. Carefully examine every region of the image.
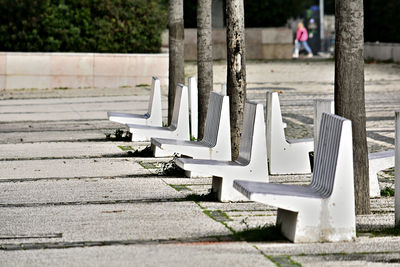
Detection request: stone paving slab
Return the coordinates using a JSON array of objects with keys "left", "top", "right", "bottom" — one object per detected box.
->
[
  {"left": 0, "top": 131, "right": 107, "bottom": 144},
  {"left": 292, "top": 254, "right": 400, "bottom": 266},
  {"left": 0, "top": 110, "right": 125, "bottom": 122},
  {"left": 0, "top": 86, "right": 164, "bottom": 100},
  {"left": 0, "top": 100, "right": 148, "bottom": 114},
  {"left": 0, "top": 120, "right": 119, "bottom": 133},
  {"left": 255, "top": 236, "right": 400, "bottom": 256},
  {"left": 0, "top": 141, "right": 146, "bottom": 160},
  {"left": 0, "top": 95, "right": 166, "bottom": 122},
  {"left": 0, "top": 242, "right": 275, "bottom": 267},
  {"left": 0, "top": 178, "right": 181, "bottom": 205},
  {"left": 0, "top": 202, "right": 231, "bottom": 245},
  {"left": 0, "top": 158, "right": 156, "bottom": 180},
  {"left": 0, "top": 95, "right": 150, "bottom": 106}
]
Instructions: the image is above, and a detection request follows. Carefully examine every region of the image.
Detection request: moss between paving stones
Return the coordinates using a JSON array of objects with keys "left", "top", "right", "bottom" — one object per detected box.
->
[{"left": 158, "top": 159, "right": 185, "bottom": 177}]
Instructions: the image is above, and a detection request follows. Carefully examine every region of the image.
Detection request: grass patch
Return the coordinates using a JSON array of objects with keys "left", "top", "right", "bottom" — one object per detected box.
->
[
  {"left": 369, "top": 226, "right": 400, "bottom": 237},
  {"left": 184, "top": 191, "right": 218, "bottom": 202},
  {"left": 190, "top": 135, "right": 198, "bottom": 141},
  {"left": 170, "top": 184, "right": 191, "bottom": 192},
  {"left": 158, "top": 158, "right": 185, "bottom": 177},
  {"left": 54, "top": 87, "right": 69, "bottom": 90},
  {"left": 128, "top": 146, "right": 153, "bottom": 157},
  {"left": 118, "top": 145, "right": 134, "bottom": 151},
  {"left": 380, "top": 186, "right": 395, "bottom": 197},
  {"left": 105, "top": 129, "right": 132, "bottom": 141},
  {"left": 235, "top": 224, "right": 285, "bottom": 242},
  {"left": 139, "top": 161, "right": 157, "bottom": 169},
  {"left": 382, "top": 167, "right": 395, "bottom": 178},
  {"left": 136, "top": 84, "right": 150, "bottom": 87}
]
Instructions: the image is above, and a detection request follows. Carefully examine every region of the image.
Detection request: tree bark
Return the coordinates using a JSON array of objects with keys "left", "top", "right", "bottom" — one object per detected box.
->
[
  {"left": 168, "top": 0, "right": 185, "bottom": 124},
  {"left": 197, "top": 0, "right": 213, "bottom": 140},
  {"left": 335, "top": 0, "right": 370, "bottom": 214},
  {"left": 226, "top": 0, "right": 246, "bottom": 160}
]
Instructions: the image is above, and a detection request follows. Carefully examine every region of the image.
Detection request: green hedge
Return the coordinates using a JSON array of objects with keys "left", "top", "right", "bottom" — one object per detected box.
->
[
  {"left": 365, "top": 0, "right": 400, "bottom": 43},
  {"left": 0, "top": 0, "right": 168, "bottom": 53}
]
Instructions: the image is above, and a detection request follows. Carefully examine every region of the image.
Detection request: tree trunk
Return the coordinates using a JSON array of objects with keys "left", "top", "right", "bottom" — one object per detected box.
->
[
  {"left": 197, "top": 0, "right": 213, "bottom": 140},
  {"left": 168, "top": 0, "right": 185, "bottom": 124},
  {"left": 226, "top": 0, "right": 246, "bottom": 160},
  {"left": 335, "top": 0, "right": 370, "bottom": 214}
]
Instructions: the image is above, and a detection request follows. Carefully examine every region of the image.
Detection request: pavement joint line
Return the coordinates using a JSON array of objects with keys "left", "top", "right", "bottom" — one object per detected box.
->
[
  {"left": 0, "top": 174, "right": 160, "bottom": 183},
  {"left": 267, "top": 255, "right": 301, "bottom": 267},
  {"left": 0, "top": 197, "right": 188, "bottom": 208},
  {"left": 0, "top": 129, "right": 116, "bottom": 133},
  {"left": 0, "top": 154, "right": 149, "bottom": 161},
  {"left": 0, "top": 236, "right": 238, "bottom": 251},
  {"left": 195, "top": 202, "right": 237, "bottom": 235},
  {"left": 0, "top": 99, "right": 144, "bottom": 107},
  {"left": 169, "top": 184, "right": 192, "bottom": 192},
  {"left": 0, "top": 138, "right": 116, "bottom": 144},
  {"left": 0, "top": 233, "right": 62, "bottom": 240},
  {"left": 0, "top": 118, "right": 106, "bottom": 124}
]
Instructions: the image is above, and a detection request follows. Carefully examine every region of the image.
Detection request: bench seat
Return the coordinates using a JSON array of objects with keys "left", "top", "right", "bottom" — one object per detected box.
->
[{"left": 235, "top": 181, "right": 327, "bottom": 199}]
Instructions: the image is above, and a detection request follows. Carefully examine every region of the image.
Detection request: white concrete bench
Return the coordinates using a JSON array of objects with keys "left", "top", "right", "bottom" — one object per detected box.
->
[
  {"left": 128, "top": 84, "right": 190, "bottom": 142},
  {"left": 107, "top": 77, "right": 162, "bottom": 126},
  {"left": 314, "top": 99, "right": 395, "bottom": 198},
  {"left": 151, "top": 92, "right": 231, "bottom": 160},
  {"left": 234, "top": 113, "right": 355, "bottom": 243},
  {"left": 266, "top": 92, "right": 313, "bottom": 174},
  {"left": 175, "top": 101, "right": 268, "bottom": 202}
]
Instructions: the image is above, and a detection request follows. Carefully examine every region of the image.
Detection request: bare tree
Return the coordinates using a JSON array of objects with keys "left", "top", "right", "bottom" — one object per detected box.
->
[
  {"left": 335, "top": 0, "right": 370, "bottom": 214},
  {"left": 226, "top": 0, "right": 246, "bottom": 160},
  {"left": 168, "top": 0, "right": 185, "bottom": 124},
  {"left": 197, "top": 0, "right": 213, "bottom": 140}
]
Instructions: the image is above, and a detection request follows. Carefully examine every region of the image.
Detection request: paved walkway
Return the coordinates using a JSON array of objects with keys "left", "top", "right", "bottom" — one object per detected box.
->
[{"left": 1, "top": 60, "right": 400, "bottom": 266}]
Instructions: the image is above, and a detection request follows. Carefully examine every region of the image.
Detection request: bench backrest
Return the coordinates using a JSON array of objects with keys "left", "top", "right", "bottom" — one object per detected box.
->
[
  {"left": 311, "top": 113, "right": 348, "bottom": 198},
  {"left": 265, "top": 92, "right": 287, "bottom": 157},
  {"left": 237, "top": 101, "right": 258, "bottom": 164},
  {"left": 202, "top": 92, "right": 226, "bottom": 147},
  {"left": 170, "top": 84, "right": 189, "bottom": 130},
  {"left": 148, "top": 77, "right": 161, "bottom": 116},
  {"left": 188, "top": 77, "right": 198, "bottom": 139},
  {"left": 313, "top": 99, "right": 334, "bottom": 152}
]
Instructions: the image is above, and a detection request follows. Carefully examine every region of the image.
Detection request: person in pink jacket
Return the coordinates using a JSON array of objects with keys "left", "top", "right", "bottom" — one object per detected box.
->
[{"left": 292, "top": 22, "right": 313, "bottom": 58}]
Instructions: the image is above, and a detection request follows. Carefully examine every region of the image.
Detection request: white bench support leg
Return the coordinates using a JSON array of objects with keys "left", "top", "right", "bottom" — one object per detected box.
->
[
  {"left": 212, "top": 176, "right": 250, "bottom": 202},
  {"left": 151, "top": 144, "right": 175, "bottom": 157}
]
